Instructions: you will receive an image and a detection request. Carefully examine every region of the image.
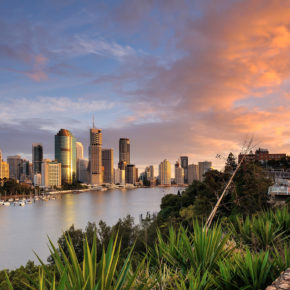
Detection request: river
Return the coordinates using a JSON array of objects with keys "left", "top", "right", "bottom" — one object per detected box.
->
[{"left": 0, "top": 187, "right": 181, "bottom": 269}]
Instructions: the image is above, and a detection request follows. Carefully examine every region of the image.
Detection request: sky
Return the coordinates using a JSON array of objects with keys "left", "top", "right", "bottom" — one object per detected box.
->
[{"left": 0, "top": 0, "right": 289, "bottom": 171}]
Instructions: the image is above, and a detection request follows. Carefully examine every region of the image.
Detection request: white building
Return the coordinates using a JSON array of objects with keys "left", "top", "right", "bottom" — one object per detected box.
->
[
  {"left": 114, "top": 168, "right": 125, "bottom": 185},
  {"left": 188, "top": 164, "right": 199, "bottom": 184},
  {"left": 159, "top": 159, "right": 171, "bottom": 185},
  {"left": 41, "top": 160, "right": 61, "bottom": 188},
  {"left": 34, "top": 173, "right": 42, "bottom": 186}
]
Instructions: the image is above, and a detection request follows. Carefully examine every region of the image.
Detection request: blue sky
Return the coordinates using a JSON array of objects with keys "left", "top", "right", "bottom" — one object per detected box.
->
[{"left": 0, "top": 0, "right": 289, "bottom": 171}]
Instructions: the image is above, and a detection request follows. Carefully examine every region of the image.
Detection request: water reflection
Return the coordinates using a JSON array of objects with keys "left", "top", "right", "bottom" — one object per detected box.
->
[{"left": 0, "top": 187, "right": 181, "bottom": 269}]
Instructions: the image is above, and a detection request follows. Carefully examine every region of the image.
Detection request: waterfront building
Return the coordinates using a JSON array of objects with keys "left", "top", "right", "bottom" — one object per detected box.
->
[
  {"left": 7, "top": 155, "right": 22, "bottom": 180},
  {"left": 159, "top": 159, "right": 171, "bottom": 185},
  {"left": 77, "top": 158, "right": 89, "bottom": 183},
  {"left": 102, "top": 149, "right": 114, "bottom": 183},
  {"left": 175, "top": 160, "right": 184, "bottom": 185},
  {"left": 34, "top": 173, "right": 42, "bottom": 186},
  {"left": 32, "top": 144, "right": 43, "bottom": 174},
  {"left": 55, "top": 129, "right": 77, "bottom": 184},
  {"left": 180, "top": 156, "right": 189, "bottom": 184},
  {"left": 118, "top": 138, "right": 130, "bottom": 169},
  {"left": 114, "top": 168, "right": 125, "bottom": 185},
  {"left": 20, "top": 160, "right": 32, "bottom": 182},
  {"left": 0, "top": 161, "right": 9, "bottom": 179},
  {"left": 126, "top": 164, "right": 137, "bottom": 184},
  {"left": 41, "top": 159, "right": 61, "bottom": 188},
  {"left": 198, "top": 161, "right": 212, "bottom": 181},
  {"left": 89, "top": 127, "right": 103, "bottom": 185},
  {"left": 188, "top": 164, "right": 199, "bottom": 184},
  {"left": 238, "top": 148, "right": 287, "bottom": 164}
]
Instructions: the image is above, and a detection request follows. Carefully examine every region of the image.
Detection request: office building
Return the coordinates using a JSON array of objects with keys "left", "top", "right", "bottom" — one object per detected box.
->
[
  {"left": 55, "top": 129, "right": 77, "bottom": 184},
  {"left": 32, "top": 144, "right": 43, "bottom": 174},
  {"left": 175, "top": 160, "right": 184, "bottom": 185},
  {"left": 77, "top": 159, "right": 89, "bottom": 183},
  {"left": 114, "top": 168, "right": 125, "bottom": 185},
  {"left": 144, "top": 165, "right": 154, "bottom": 180},
  {"left": 76, "top": 142, "right": 84, "bottom": 160},
  {"left": 34, "top": 173, "right": 42, "bottom": 186},
  {"left": 198, "top": 161, "right": 212, "bottom": 181},
  {"left": 7, "top": 155, "right": 22, "bottom": 180},
  {"left": 180, "top": 156, "right": 189, "bottom": 184},
  {"left": 41, "top": 159, "right": 62, "bottom": 188},
  {"left": 118, "top": 138, "right": 130, "bottom": 169},
  {"left": 1, "top": 161, "right": 9, "bottom": 179},
  {"left": 102, "top": 149, "right": 114, "bottom": 183},
  {"left": 20, "top": 160, "right": 32, "bottom": 182},
  {"left": 159, "top": 159, "right": 171, "bottom": 185},
  {"left": 126, "top": 164, "right": 137, "bottom": 184},
  {"left": 89, "top": 127, "right": 103, "bottom": 185},
  {"left": 188, "top": 164, "right": 199, "bottom": 184}
]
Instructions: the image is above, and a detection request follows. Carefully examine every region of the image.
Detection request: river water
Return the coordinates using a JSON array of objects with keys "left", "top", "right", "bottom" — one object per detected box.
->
[{"left": 0, "top": 187, "right": 180, "bottom": 269}]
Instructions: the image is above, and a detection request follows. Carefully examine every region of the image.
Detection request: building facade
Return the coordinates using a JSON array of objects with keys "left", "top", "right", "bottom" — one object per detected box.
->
[
  {"left": 198, "top": 161, "right": 212, "bottom": 181},
  {"left": 159, "top": 159, "right": 171, "bottom": 185},
  {"left": 76, "top": 142, "right": 84, "bottom": 160},
  {"left": 175, "top": 167, "right": 184, "bottom": 185},
  {"left": 7, "top": 155, "right": 22, "bottom": 180},
  {"left": 118, "top": 138, "right": 130, "bottom": 169},
  {"left": 0, "top": 161, "right": 9, "bottom": 179},
  {"left": 41, "top": 160, "right": 62, "bottom": 188},
  {"left": 89, "top": 128, "right": 103, "bottom": 185},
  {"left": 188, "top": 164, "right": 199, "bottom": 184},
  {"left": 180, "top": 156, "right": 189, "bottom": 184},
  {"left": 55, "top": 129, "right": 77, "bottom": 184},
  {"left": 77, "top": 158, "right": 89, "bottom": 184},
  {"left": 126, "top": 164, "right": 137, "bottom": 184},
  {"left": 32, "top": 144, "right": 43, "bottom": 174},
  {"left": 114, "top": 168, "right": 125, "bottom": 185},
  {"left": 102, "top": 149, "right": 114, "bottom": 183}
]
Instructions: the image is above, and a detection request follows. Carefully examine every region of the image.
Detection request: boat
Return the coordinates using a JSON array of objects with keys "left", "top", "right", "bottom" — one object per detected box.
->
[
  {"left": 27, "top": 199, "right": 33, "bottom": 204},
  {"left": 19, "top": 201, "right": 25, "bottom": 206},
  {"left": 34, "top": 196, "right": 39, "bottom": 201},
  {"left": 4, "top": 202, "right": 10, "bottom": 206},
  {"left": 15, "top": 198, "right": 19, "bottom": 201},
  {"left": 8, "top": 198, "right": 14, "bottom": 202},
  {"left": 0, "top": 200, "right": 4, "bottom": 205}
]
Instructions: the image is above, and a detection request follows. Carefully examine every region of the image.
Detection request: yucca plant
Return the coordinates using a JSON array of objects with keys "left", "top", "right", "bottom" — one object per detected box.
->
[
  {"left": 7, "top": 233, "right": 150, "bottom": 289},
  {"left": 234, "top": 249, "right": 274, "bottom": 290}
]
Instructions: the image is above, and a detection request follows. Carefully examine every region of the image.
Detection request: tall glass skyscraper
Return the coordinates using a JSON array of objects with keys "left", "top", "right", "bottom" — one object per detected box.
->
[
  {"left": 32, "top": 144, "right": 43, "bottom": 174},
  {"left": 118, "top": 138, "right": 130, "bottom": 170},
  {"left": 55, "top": 129, "right": 76, "bottom": 184}
]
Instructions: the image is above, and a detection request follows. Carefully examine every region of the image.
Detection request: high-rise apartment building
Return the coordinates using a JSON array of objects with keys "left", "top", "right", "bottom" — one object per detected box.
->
[
  {"left": 89, "top": 127, "right": 103, "bottom": 185},
  {"left": 78, "top": 159, "right": 89, "bottom": 183},
  {"left": 144, "top": 165, "right": 154, "bottom": 180},
  {"left": 175, "top": 160, "right": 184, "bottom": 185},
  {"left": 114, "top": 168, "right": 125, "bottom": 185},
  {"left": 126, "top": 164, "right": 137, "bottom": 184},
  {"left": 55, "top": 129, "right": 77, "bottom": 184},
  {"left": 188, "top": 164, "right": 199, "bottom": 184},
  {"left": 159, "top": 159, "right": 171, "bottom": 185},
  {"left": 180, "top": 156, "right": 189, "bottom": 184},
  {"left": 7, "top": 155, "right": 22, "bottom": 180},
  {"left": 32, "top": 144, "right": 43, "bottom": 174},
  {"left": 20, "top": 160, "right": 32, "bottom": 182},
  {"left": 102, "top": 149, "right": 114, "bottom": 183},
  {"left": 198, "top": 161, "right": 212, "bottom": 181},
  {"left": 41, "top": 159, "right": 62, "bottom": 188},
  {"left": 118, "top": 138, "right": 130, "bottom": 169}
]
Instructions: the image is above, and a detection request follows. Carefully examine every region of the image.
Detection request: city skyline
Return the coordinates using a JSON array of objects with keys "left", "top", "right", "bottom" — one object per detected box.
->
[{"left": 0, "top": 1, "right": 289, "bottom": 171}]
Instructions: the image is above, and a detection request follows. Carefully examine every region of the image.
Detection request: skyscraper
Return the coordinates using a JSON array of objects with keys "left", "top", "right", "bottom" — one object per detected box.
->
[
  {"left": 188, "top": 164, "right": 199, "bottom": 184},
  {"left": 89, "top": 127, "right": 103, "bottom": 185},
  {"left": 55, "top": 129, "right": 77, "bottom": 184},
  {"left": 118, "top": 138, "right": 130, "bottom": 169},
  {"left": 180, "top": 156, "right": 189, "bottom": 183},
  {"left": 32, "top": 144, "right": 43, "bottom": 174},
  {"left": 7, "top": 155, "right": 22, "bottom": 180},
  {"left": 0, "top": 149, "right": 2, "bottom": 179},
  {"left": 198, "top": 161, "right": 212, "bottom": 181},
  {"left": 159, "top": 159, "right": 171, "bottom": 185},
  {"left": 102, "top": 149, "right": 114, "bottom": 183},
  {"left": 76, "top": 142, "right": 84, "bottom": 160},
  {"left": 175, "top": 160, "right": 184, "bottom": 185},
  {"left": 78, "top": 159, "right": 89, "bottom": 184},
  {"left": 126, "top": 164, "right": 137, "bottom": 184},
  {"left": 1, "top": 161, "right": 9, "bottom": 179}
]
